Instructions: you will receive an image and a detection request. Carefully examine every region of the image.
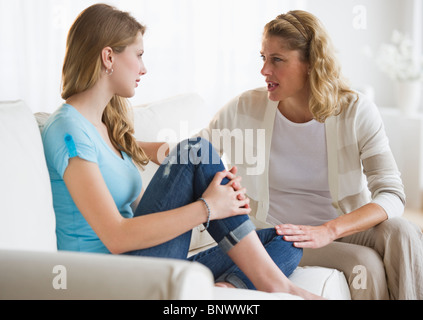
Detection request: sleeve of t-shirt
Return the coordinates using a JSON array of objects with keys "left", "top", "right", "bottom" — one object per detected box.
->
[{"left": 43, "top": 117, "right": 98, "bottom": 178}]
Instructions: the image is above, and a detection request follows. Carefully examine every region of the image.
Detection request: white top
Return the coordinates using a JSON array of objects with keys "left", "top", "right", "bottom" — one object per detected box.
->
[
  {"left": 199, "top": 88, "right": 405, "bottom": 229},
  {"left": 267, "top": 110, "right": 339, "bottom": 226}
]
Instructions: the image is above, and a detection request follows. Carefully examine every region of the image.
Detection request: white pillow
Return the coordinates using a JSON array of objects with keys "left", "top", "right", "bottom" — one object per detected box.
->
[
  {"left": 289, "top": 266, "right": 351, "bottom": 300},
  {"left": 0, "top": 101, "right": 56, "bottom": 252},
  {"left": 132, "top": 93, "right": 210, "bottom": 143}
]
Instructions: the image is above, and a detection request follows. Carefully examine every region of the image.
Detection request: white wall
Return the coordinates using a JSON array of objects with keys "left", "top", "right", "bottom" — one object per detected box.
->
[
  {"left": 0, "top": 0, "right": 421, "bottom": 114},
  {"left": 304, "top": 0, "right": 422, "bottom": 110}
]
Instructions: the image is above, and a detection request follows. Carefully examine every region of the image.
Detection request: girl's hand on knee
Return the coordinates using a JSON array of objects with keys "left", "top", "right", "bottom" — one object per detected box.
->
[
  {"left": 228, "top": 166, "right": 250, "bottom": 209},
  {"left": 201, "top": 170, "right": 251, "bottom": 221}
]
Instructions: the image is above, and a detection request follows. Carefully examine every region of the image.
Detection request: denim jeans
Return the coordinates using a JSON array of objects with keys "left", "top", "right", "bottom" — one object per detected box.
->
[{"left": 124, "top": 138, "right": 302, "bottom": 289}]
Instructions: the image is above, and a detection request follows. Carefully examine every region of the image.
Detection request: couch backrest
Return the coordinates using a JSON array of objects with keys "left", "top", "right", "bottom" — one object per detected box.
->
[
  {"left": 132, "top": 93, "right": 212, "bottom": 186},
  {"left": 0, "top": 101, "right": 57, "bottom": 252}
]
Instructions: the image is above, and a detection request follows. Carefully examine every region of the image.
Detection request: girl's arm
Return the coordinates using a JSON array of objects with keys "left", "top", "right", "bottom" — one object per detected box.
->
[
  {"left": 64, "top": 157, "right": 250, "bottom": 254},
  {"left": 137, "top": 141, "right": 169, "bottom": 165},
  {"left": 130, "top": 188, "right": 144, "bottom": 213}
]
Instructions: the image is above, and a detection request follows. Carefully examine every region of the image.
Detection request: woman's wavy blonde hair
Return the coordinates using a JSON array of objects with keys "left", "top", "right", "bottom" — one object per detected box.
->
[
  {"left": 62, "top": 3, "right": 149, "bottom": 168},
  {"left": 264, "top": 10, "right": 358, "bottom": 122}
]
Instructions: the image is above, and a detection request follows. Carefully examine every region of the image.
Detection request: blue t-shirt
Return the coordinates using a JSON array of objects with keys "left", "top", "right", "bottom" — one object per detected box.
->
[{"left": 42, "top": 104, "right": 142, "bottom": 253}]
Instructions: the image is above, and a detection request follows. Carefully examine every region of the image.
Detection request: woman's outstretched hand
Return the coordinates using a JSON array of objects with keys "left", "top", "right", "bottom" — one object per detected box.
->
[
  {"left": 201, "top": 167, "right": 251, "bottom": 221},
  {"left": 275, "top": 223, "right": 336, "bottom": 249}
]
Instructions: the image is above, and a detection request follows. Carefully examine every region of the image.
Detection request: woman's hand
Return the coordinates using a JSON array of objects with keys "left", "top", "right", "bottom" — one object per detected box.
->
[
  {"left": 276, "top": 203, "right": 389, "bottom": 249},
  {"left": 201, "top": 168, "right": 251, "bottom": 221},
  {"left": 275, "top": 223, "right": 336, "bottom": 249}
]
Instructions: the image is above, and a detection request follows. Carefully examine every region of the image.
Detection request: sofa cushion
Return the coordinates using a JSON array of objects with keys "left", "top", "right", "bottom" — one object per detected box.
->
[
  {"left": 0, "top": 101, "right": 56, "bottom": 252},
  {"left": 289, "top": 266, "right": 351, "bottom": 299},
  {"left": 213, "top": 266, "right": 351, "bottom": 300}
]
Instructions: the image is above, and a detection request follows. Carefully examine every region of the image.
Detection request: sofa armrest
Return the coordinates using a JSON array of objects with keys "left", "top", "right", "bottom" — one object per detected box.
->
[{"left": 0, "top": 249, "right": 214, "bottom": 300}]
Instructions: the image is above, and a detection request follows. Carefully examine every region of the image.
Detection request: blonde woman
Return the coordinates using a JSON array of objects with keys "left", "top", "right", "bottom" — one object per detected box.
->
[
  {"left": 199, "top": 10, "right": 423, "bottom": 299},
  {"left": 41, "top": 4, "right": 322, "bottom": 299}
]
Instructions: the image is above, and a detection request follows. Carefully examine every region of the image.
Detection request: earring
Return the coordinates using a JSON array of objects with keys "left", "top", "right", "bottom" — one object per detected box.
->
[{"left": 106, "top": 68, "right": 114, "bottom": 76}]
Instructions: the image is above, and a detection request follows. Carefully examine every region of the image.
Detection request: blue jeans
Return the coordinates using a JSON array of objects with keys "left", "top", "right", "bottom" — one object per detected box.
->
[{"left": 124, "top": 138, "right": 302, "bottom": 289}]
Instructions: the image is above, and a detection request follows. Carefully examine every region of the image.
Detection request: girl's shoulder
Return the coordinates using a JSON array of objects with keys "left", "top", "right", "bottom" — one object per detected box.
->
[
  {"left": 41, "top": 104, "right": 98, "bottom": 154},
  {"left": 42, "top": 104, "right": 92, "bottom": 138}
]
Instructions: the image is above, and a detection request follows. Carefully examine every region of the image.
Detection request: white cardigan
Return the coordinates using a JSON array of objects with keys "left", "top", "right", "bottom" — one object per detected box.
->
[{"left": 198, "top": 87, "right": 406, "bottom": 228}]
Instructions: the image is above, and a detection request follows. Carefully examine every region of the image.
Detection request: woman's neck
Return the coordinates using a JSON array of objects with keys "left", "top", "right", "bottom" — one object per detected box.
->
[
  {"left": 66, "top": 83, "right": 113, "bottom": 127},
  {"left": 278, "top": 98, "right": 313, "bottom": 124}
]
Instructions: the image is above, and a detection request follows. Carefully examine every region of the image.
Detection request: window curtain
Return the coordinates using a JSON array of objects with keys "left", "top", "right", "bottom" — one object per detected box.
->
[
  {"left": 0, "top": 0, "right": 306, "bottom": 113},
  {"left": 1, "top": 0, "right": 419, "bottom": 114}
]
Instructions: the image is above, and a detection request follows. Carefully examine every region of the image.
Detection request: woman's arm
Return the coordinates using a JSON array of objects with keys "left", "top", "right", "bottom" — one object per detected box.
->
[
  {"left": 64, "top": 157, "right": 250, "bottom": 254},
  {"left": 276, "top": 203, "right": 388, "bottom": 248},
  {"left": 277, "top": 97, "right": 405, "bottom": 248}
]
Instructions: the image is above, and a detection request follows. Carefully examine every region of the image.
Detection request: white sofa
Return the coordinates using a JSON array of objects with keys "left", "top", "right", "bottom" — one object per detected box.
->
[{"left": 0, "top": 94, "right": 351, "bottom": 300}]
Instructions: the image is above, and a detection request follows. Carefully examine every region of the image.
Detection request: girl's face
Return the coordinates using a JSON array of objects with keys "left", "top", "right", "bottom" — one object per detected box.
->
[
  {"left": 260, "top": 36, "right": 310, "bottom": 103},
  {"left": 111, "top": 32, "right": 147, "bottom": 98}
]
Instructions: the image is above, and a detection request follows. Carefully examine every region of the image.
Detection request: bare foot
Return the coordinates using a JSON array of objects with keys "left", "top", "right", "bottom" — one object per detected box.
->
[
  {"left": 215, "top": 282, "right": 236, "bottom": 289},
  {"left": 287, "top": 284, "right": 326, "bottom": 300},
  {"left": 215, "top": 281, "right": 325, "bottom": 300}
]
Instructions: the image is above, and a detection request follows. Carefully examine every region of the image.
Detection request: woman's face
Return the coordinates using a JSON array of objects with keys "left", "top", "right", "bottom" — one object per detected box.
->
[
  {"left": 260, "top": 36, "right": 310, "bottom": 102},
  {"left": 111, "top": 32, "right": 147, "bottom": 98}
]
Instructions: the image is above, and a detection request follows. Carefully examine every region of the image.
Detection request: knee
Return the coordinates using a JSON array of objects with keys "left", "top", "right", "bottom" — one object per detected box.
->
[
  {"left": 374, "top": 217, "right": 422, "bottom": 246},
  {"left": 285, "top": 238, "right": 303, "bottom": 263},
  {"left": 346, "top": 247, "right": 388, "bottom": 299},
  {"left": 178, "top": 137, "right": 203, "bottom": 156},
  {"left": 273, "top": 235, "right": 303, "bottom": 263},
  {"left": 176, "top": 138, "right": 219, "bottom": 165},
  {"left": 278, "top": 236, "right": 303, "bottom": 276},
  {"left": 346, "top": 245, "right": 385, "bottom": 277},
  {"left": 180, "top": 137, "right": 211, "bottom": 151},
  {"left": 318, "top": 243, "right": 388, "bottom": 299},
  {"left": 261, "top": 230, "right": 303, "bottom": 273}
]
